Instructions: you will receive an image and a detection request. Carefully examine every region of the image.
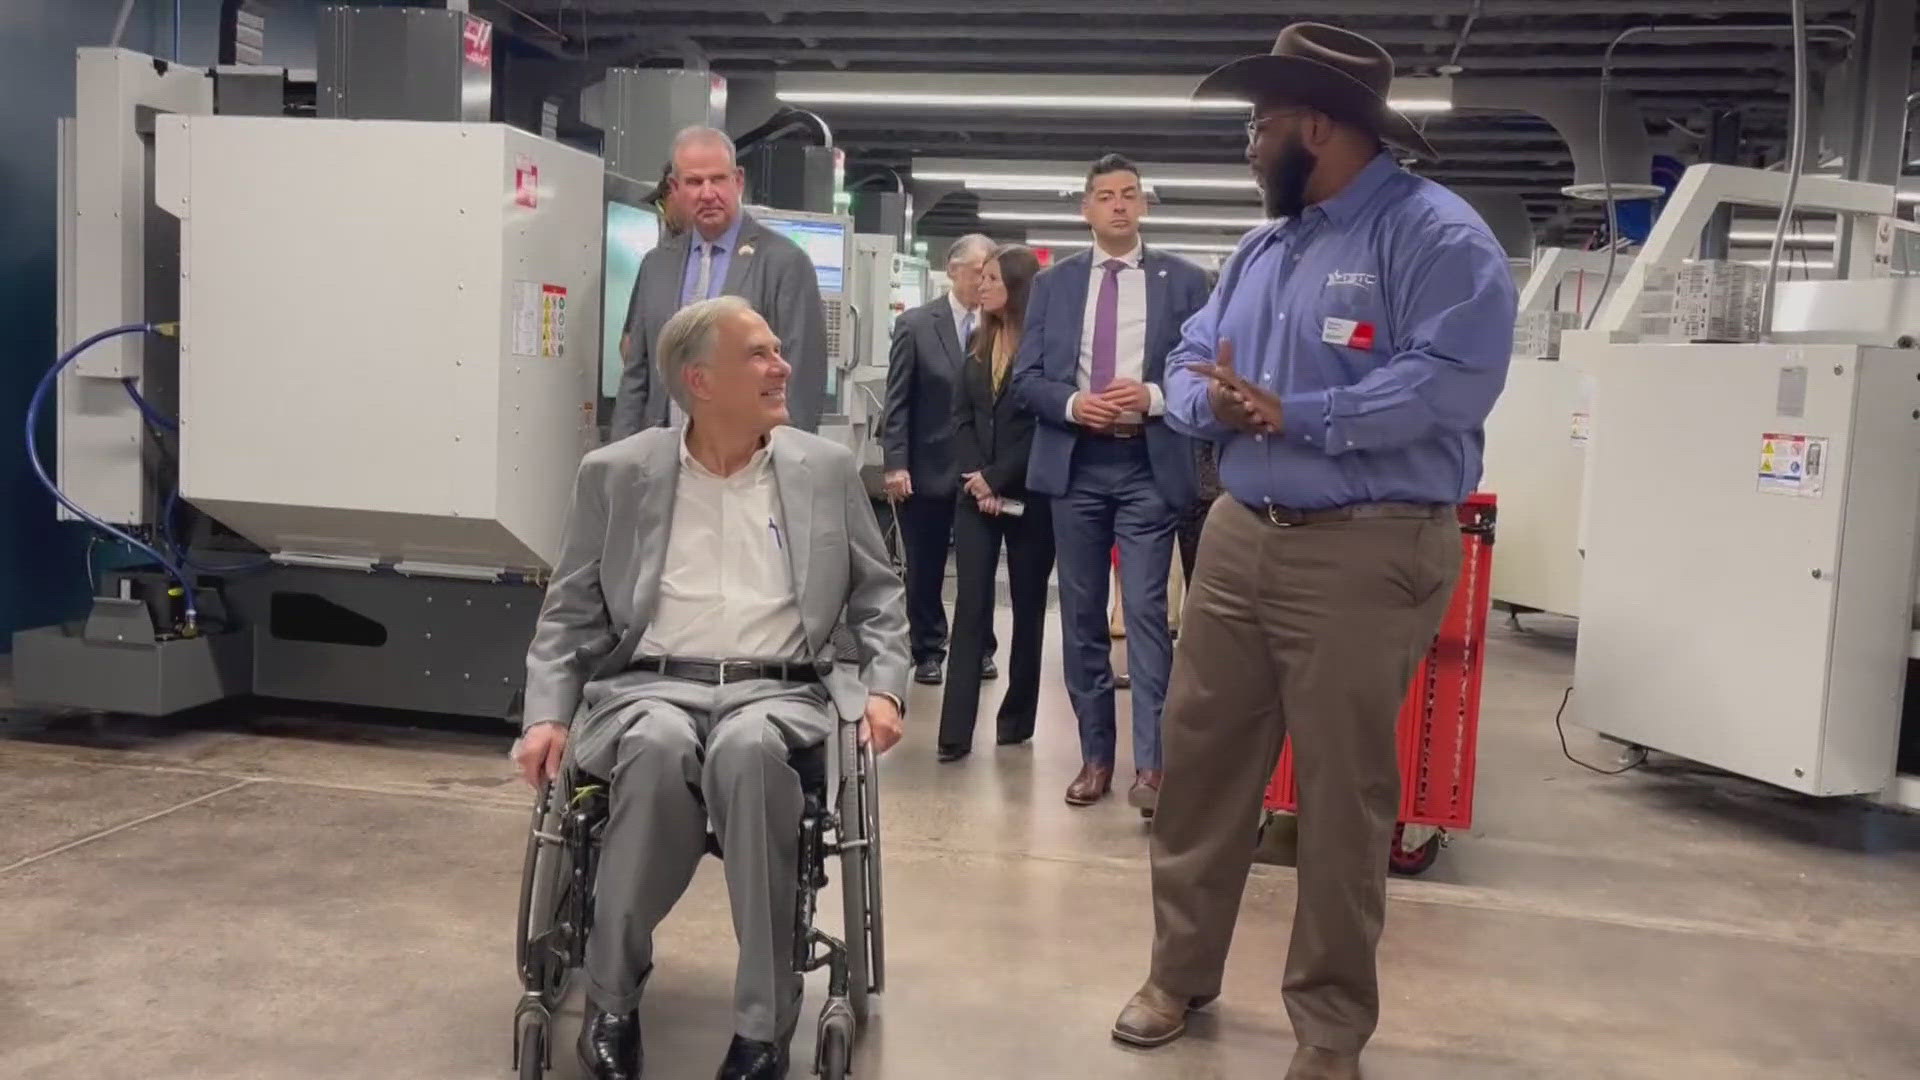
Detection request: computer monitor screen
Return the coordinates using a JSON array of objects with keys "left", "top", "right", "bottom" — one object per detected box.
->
[
  {"left": 602, "top": 201, "right": 661, "bottom": 397},
  {"left": 756, "top": 215, "right": 848, "bottom": 293}
]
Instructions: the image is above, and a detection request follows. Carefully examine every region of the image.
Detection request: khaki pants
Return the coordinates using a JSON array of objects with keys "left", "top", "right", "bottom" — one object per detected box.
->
[{"left": 1147, "top": 497, "right": 1459, "bottom": 1052}]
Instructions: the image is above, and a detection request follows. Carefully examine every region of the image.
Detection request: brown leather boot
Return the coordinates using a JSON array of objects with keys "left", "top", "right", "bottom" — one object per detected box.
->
[
  {"left": 1285, "top": 1045, "right": 1363, "bottom": 1079},
  {"left": 1064, "top": 763, "right": 1113, "bottom": 806},
  {"left": 1110, "top": 983, "right": 1217, "bottom": 1048},
  {"left": 1127, "top": 770, "right": 1162, "bottom": 818}
]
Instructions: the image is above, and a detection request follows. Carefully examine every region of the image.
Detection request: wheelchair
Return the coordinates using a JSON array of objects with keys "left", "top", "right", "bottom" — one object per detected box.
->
[{"left": 510, "top": 709, "right": 886, "bottom": 1079}]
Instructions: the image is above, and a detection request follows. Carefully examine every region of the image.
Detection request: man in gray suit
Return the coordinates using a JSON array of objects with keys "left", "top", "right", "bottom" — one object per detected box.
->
[
  {"left": 613, "top": 126, "right": 831, "bottom": 437},
  {"left": 516, "top": 296, "right": 908, "bottom": 1080}
]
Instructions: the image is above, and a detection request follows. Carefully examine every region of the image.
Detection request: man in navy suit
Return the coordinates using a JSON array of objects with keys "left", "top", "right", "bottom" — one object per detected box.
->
[{"left": 1011, "top": 155, "right": 1211, "bottom": 814}]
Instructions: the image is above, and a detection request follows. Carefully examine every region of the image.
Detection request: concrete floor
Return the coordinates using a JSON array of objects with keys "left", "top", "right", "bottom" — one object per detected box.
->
[{"left": 2, "top": 612, "right": 1919, "bottom": 1080}]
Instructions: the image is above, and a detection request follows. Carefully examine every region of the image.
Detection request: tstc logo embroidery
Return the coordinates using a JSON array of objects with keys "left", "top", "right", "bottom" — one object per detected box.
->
[{"left": 1326, "top": 270, "right": 1378, "bottom": 289}]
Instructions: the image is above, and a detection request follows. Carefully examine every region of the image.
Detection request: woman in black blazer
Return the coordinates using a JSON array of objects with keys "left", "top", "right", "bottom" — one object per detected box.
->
[{"left": 938, "top": 245, "right": 1054, "bottom": 762}]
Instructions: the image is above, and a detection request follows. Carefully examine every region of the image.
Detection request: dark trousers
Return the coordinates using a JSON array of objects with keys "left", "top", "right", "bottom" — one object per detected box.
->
[
  {"left": 1051, "top": 437, "right": 1178, "bottom": 772},
  {"left": 898, "top": 493, "right": 954, "bottom": 664},
  {"left": 938, "top": 495, "right": 1055, "bottom": 752},
  {"left": 1149, "top": 498, "right": 1460, "bottom": 1052},
  {"left": 1175, "top": 497, "right": 1212, "bottom": 584}
]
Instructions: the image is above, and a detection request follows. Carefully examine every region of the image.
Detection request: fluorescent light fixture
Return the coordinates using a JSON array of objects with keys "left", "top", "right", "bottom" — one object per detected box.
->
[
  {"left": 777, "top": 73, "right": 1452, "bottom": 115},
  {"left": 1028, "top": 234, "right": 1242, "bottom": 255},
  {"left": 981, "top": 210, "right": 1264, "bottom": 229},
  {"left": 781, "top": 90, "right": 1254, "bottom": 111},
  {"left": 782, "top": 89, "right": 1449, "bottom": 113},
  {"left": 917, "top": 170, "right": 1259, "bottom": 193}
]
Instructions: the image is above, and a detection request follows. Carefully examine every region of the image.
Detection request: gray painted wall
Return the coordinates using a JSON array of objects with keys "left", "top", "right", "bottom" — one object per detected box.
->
[{"left": 0, "top": 1, "right": 318, "bottom": 642}]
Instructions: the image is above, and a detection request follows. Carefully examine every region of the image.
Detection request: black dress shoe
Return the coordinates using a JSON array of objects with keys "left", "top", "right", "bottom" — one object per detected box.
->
[
  {"left": 937, "top": 745, "right": 971, "bottom": 763},
  {"left": 578, "top": 1007, "right": 641, "bottom": 1080},
  {"left": 914, "top": 659, "right": 944, "bottom": 685},
  {"left": 981, "top": 657, "right": 999, "bottom": 680},
  {"left": 715, "top": 1034, "right": 789, "bottom": 1079}
]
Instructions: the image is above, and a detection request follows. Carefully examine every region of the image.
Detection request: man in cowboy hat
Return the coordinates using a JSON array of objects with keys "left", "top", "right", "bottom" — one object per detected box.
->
[{"left": 1110, "top": 23, "right": 1515, "bottom": 1079}]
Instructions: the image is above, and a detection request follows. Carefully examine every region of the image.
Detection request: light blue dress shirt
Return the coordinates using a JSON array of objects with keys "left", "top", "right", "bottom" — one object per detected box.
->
[
  {"left": 1164, "top": 153, "right": 1517, "bottom": 511},
  {"left": 680, "top": 214, "right": 747, "bottom": 307}
]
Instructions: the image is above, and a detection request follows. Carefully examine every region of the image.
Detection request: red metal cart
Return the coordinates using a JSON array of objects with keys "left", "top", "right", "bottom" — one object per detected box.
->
[{"left": 1262, "top": 493, "right": 1497, "bottom": 876}]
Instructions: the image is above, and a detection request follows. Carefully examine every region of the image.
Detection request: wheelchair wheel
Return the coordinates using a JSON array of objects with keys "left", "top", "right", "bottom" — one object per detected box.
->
[
  {"left": 817, "top": 1016, "right": 851, "bottom": 1080},
  {"left": 516, "top": 1020, "right": 545, "bottom": 1080},
  {"left": 859, "top": 743, "right": 886, "bottom": 994},
  {"left": 517, "top": 780, "right": 575, "bottom": 1007},
  {"left": 838, "top": 738, "right": 873, "bottom": 1023}
]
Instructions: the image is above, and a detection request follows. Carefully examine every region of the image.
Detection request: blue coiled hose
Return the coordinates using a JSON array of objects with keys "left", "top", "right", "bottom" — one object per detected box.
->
[{"left": 25, "top": 322, "right": 198, "bottom": 633}]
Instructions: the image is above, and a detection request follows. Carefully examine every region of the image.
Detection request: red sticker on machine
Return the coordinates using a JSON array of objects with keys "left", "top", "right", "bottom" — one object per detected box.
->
[
  {"left": 515, "top": 155, "right": 538, "bottom": 209},
  {"left": 463, "top": 17, "right": 493, "bottom": 69}
]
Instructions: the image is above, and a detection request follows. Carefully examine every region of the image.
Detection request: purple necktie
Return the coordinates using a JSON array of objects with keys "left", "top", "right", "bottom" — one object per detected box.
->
[{"left": 1089, "top": 258, "right": 1125, "bottom": 393}]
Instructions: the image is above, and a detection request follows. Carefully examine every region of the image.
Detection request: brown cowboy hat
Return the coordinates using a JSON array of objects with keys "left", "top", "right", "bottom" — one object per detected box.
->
[{"left": 1193, "top": 22, "right": 1438, "bottom": 161}]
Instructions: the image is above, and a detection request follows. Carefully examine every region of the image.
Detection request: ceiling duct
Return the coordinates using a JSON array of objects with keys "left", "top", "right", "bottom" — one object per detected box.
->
[
  {"left": 1452, "top": 79, "right": 1661, "bottom": 202},
  {"left": 1460, "top": 191, "right": 1536, "bottom": 262}
]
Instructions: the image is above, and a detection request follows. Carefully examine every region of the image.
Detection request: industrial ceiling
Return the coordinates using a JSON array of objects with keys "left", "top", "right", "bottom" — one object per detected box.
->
[{"left": 498, "top": 1, "right": 1913, "bottom": 251}]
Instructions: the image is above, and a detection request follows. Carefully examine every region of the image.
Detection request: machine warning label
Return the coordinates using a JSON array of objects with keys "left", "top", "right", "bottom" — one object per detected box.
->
[
  {"left": 511, "top": 282, "right": 566, "bottom": 359},
  {"left": 1758, "top": 433, "right": 1826, "bottom": 498},
  {"left": 515, "top": 154, "right": 539, "bottom": 209},
  {"left": 463, "top": 17, "right": 493, "bottom": 70}
]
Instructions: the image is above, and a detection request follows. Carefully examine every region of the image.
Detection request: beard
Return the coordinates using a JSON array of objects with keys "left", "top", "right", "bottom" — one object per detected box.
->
[{"left": 1261, "top": 134, "right": 1318, "bottom": 220}]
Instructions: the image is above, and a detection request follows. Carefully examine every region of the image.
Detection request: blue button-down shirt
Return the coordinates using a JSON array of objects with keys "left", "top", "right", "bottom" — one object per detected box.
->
[
  {"left": 1165, "top": 153, "right": 1517, "bottom": 511},
  {"left": 680, "top": 214, "right": 746, "bottom": 307}
]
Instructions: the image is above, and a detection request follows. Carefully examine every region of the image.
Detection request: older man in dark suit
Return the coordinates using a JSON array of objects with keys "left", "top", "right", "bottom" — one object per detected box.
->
[{"left": 880, "top": 234, "right": 999, "bottom": 685}]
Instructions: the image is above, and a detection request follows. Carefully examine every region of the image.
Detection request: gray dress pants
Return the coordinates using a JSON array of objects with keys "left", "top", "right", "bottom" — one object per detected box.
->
[{"left": 572, "top": 675, "right": 833, "bottom": 1043}]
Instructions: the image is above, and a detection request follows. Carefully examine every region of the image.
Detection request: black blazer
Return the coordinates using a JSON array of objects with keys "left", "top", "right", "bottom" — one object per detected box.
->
[
  {"left": 880, "top": 296, "right": 969, "bottom": 498},
  {"left": 952, "top": 339, "right": 1038, "bottom": 500}
]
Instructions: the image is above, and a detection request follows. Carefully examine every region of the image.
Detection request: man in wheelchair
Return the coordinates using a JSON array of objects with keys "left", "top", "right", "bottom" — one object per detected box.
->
[{"left": 514, "top": 296, "right": 909, "bottom": 1080}]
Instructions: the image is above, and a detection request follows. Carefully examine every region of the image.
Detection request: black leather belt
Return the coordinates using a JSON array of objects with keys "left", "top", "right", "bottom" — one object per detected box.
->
[
  {"left": 632, "top": 656, "right": 830, "bottom": 685},
  {"left": 1087, "top": 423, "right": 1145, "bottom": 440},
  {"left": 1240, "top": 501, "right": 1453, "bottom": 528}
]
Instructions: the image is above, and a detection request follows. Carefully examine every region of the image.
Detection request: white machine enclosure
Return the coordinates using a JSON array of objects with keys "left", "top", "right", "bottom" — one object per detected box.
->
[
  {"left": 1481, "top": 247, "right": 1626, "bottom": 617},
  {"left": 61, "top": 49, "right": 214, "bottom": 525},
  {"left": 155, "top": 116, "right": 603, "bottom": 573},
  {"left": 1572, "top": 343, "right": 1920, "bottom": 795}
]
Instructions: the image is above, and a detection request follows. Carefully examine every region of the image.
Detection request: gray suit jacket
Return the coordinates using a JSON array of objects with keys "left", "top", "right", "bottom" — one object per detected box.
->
[
  {"left": 523, "top": 426, "right": 910, "bottom": 750},
  {"left": 612, "top": 213, "right": 831, "bottom": 438},
  {"left": 879, "top": 295, "right": 969, "bottom": 499}
]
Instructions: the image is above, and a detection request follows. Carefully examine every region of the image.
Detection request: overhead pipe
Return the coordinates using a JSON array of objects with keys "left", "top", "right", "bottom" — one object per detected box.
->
[
  {"left": 1760, "top": 0, "right": 1812, "bottom": 339},
  {"left": 733, "top": 106, "right": 834, "bottom": 155}
]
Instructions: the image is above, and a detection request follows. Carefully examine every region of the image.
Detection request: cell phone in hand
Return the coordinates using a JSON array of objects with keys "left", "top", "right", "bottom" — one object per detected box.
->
[{"left": 998, "top": 498, "right": 1026, "bottom": 517}]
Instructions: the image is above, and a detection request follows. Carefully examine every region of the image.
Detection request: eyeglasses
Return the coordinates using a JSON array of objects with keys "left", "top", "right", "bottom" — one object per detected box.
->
[{"left": 1245, "top": 109, "right": 1311, "bottom": 144}]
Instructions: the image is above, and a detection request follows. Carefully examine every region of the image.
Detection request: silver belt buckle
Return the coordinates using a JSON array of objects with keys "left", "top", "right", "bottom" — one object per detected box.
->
[
  {"left": 717, "top": 659, "right": 757, "bottom": 685},
  {"left": 1264, "top": 505, "right": 1295, "bottom": 528}
]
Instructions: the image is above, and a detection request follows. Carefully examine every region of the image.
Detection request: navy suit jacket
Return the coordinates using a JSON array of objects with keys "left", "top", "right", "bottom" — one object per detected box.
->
[{"left": 1009, "top": 247, "right": 1212, "bottom": 508}]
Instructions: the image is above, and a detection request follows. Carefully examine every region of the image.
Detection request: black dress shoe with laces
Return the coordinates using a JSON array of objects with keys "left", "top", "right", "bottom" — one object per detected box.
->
[
  {"left": 578, "top": 1007, "right": 641, "bottom": 1080},
  {"left": 715, "top": 1034, "right": 789, "bottom": 1079},
  {"left": 914, "top": 659, "right": 944, "bottom": 685}
]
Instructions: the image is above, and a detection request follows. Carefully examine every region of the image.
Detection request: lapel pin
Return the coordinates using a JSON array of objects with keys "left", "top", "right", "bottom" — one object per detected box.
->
[
  {"left": 738, "top": 243, "right": 755, "bottom": 256},
  {"left": 1158, "top": 269, "right": 1168, "bottom": 277}
]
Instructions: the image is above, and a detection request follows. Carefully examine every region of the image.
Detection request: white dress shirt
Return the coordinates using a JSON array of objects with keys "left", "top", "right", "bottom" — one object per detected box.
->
[
  {"left": 948, "top": 291, "right": 976, "bottom": 352},
  {"left": 639, "top": 435, "right": 808, "bottom": 659},
  {"left": 1066, "top": 240, "right": 1165, "bottom": 425}
]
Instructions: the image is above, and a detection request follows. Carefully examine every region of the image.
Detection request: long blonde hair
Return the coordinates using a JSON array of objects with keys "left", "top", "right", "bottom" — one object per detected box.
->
[{"left": 972, "top": 244, "right": 1041, "bottom": 392}]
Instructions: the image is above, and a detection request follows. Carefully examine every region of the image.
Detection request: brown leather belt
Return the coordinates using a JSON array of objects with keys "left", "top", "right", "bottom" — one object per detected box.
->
[
  {"left": 1240, "top": 501, "right": 1453, "bottom": 528},
  {"left": 633, "top": 656, "right": 829, "bottom": 685}
]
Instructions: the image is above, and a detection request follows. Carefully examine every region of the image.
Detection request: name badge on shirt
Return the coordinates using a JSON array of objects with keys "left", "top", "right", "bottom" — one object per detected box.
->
[{"left": 1321, "top": 317, "right": 1376, "bottom": 351}]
